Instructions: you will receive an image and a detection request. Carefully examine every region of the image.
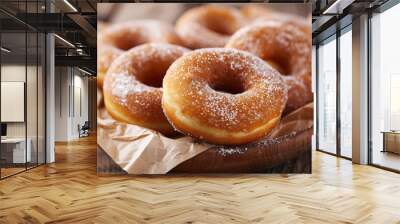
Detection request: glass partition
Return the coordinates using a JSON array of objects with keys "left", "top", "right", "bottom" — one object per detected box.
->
[
  {"left": 0, "top": 31, "right": 28, "bottom": 177},
  {"left": 27, "top": 31, "right": 38, "bottom": 169},
  {"left": 0, "top": 1, "right": 46, "bottom": 179},
  {"left": 38, "top": 32, "right": 45, "bottom": 165}
]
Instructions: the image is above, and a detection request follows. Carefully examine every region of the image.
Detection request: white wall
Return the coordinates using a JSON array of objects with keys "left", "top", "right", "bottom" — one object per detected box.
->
[{"left": 54, "top": 67, "right": 89, "bottom": 141}]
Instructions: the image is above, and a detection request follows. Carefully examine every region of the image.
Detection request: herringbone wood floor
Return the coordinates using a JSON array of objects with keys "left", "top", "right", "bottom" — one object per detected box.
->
[{"left": 0, "top": 135, "right": 399, "bottom": 224}]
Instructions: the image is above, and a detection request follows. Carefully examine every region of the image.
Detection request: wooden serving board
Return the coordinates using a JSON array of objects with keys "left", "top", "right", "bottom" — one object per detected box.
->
[{"left": 97, "top": 128, "right": 312, "bottom": 174}]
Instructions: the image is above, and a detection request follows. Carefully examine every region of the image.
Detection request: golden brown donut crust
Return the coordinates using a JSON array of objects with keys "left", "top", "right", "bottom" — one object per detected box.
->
[
  {"left": 97, "top": 44, "right": 122, "bottom": 88},
  {"left": 226, "top": 20, "right": 312, "bottom": 113},
  {"left": 103, "top": 43, "right": 189, "bottom": 135},
  {"left": 176, "top": 5, "right": 245, "bottom": 49},
  {"left": 163, "top": 48, "right": 287, "bottom": 145},
  {"left": 99, "top": 20, "right": 183, "bottom": 51},
  {"left": 241, "top": 5, "right": 311, "bottom": 38}
]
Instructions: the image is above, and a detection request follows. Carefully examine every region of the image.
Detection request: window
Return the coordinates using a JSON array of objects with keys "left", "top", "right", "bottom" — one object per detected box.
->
[
  {"left": 317, "top": 36, "right": 337, "bottom": 154},
  {"left": 370, "top": 2, "right": 400, "bottom": 171},
  {"left": 339, "top": 28, "right": 352, "bottom": 158}
]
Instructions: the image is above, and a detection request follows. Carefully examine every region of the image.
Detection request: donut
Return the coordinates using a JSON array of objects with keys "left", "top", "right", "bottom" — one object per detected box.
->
[
  {"left": 241, "top": 5, "right": 311, "bottom": 36},
  {"left": 97, "top": 22, "right": 108, "bottom": 32},
  {"left": 97, "top": 44, "right": 122, "bottom": 88},
  {"left": 103, "top": 43, "right": 189, "bottom": 135},
  {"left": 252, "top": 14, "right": 311, "bottom": 36},
  {"left": 162, "top": 48, "right": 288, "bottom": 145},
  {"left": 226, "top": 21, "right": 312, "bottom": 113},
  {"left": 240, "top": 5, "right": 273, "bottom": 20},
  {"left": 176, "top": 5, "right": 245, "bottom": 49},
  {"left": 99, "top": 20, "right": 183, "bottom": 51}
]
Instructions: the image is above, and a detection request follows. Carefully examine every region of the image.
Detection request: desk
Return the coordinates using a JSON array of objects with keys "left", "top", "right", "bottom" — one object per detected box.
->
[
  {"left": 1, "top": 138, "right": 31, "bottom": 163},
  {"left": 382, "top": 131, "right": 400, "bottom": 154}
]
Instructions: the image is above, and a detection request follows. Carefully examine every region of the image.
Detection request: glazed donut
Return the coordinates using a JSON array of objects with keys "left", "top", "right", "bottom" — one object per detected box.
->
[
  {"left": 226, "top": 21, "right": 312, "bottom": 113},
  {"left": 176, "top": 5, "right": 245, "bottom": 49},
  {"left": 162, "top": 48, "right": 288, "bottom": 145},
  {"left": 97, "top": 44, "right": 122, "bottom": 88},
  {"left": 99, "top": 20, "right": 183, "bottom": 51},
  {"left": 103, "top": 43, "right": 189, "bottom": 135}
]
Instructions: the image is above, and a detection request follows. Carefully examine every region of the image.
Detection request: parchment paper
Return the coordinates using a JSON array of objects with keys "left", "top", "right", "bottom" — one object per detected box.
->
[
  {"left": 97, "top": 102, "right": 313, "bottom": 174},
  {"left": 97, "top": 108, "right": 212, "bottom": 174}
]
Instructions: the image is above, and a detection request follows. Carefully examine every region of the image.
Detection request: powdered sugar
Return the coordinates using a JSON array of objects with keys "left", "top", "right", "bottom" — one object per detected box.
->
[
  {"left": 217, "top": 146, "right": 248, "bottom": 156},
  {"left": 165, "top": 48, "right": 287, "bottom": 131},
  {"left": 109, "top": 72, "right": 152, "bottom": 105}
]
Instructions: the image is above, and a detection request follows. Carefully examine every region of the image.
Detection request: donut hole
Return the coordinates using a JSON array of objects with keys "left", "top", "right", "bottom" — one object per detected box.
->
[
  {"left": 211, "top": 76, "right": 246, "bottom": 95},
  {"left": 114, "top": 38, "right": 144, "bottom": 51},
  {"left": 205, "top": 21, "right": 234, "bottom": 36},
  {"left": 136, "top": 74, "right": 163, "bottom": 88},
  {"left": 135, "top": 62, "right": 169, "bottom": 88},
  {"left": 200, "top": 15, "right": 236, "bottom": 36}
]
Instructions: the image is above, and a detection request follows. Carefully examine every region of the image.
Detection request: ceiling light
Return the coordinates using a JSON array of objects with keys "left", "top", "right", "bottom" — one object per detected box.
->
[
  {"left": 63, "top": 0, "right": 78, "bottom": 12},
  {"left": 1, "top": 47, "right": 11, "bottom": 53},
  {"left": 323, "top": 0, "right": 354, "bottom": 15},
  {"left": 54, "top": 34, "right": 75, "bottom": 48},
  {"left": 78, "top": 67, "right": 93, "bottom": 76}
]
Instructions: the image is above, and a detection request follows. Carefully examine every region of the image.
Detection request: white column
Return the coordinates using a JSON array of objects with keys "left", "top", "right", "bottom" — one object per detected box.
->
[
  {"left": 46, "top": 33, "right": 55, "bottom": 163},
  {"left": 352, "top": 14, "right": 369, "bottom": 164},
  {"left": 45, "top": 0, "right": 56, "bottom": 163}
]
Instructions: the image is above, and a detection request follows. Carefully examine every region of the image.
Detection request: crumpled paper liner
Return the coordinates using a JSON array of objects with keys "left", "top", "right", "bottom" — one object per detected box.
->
[
  {"left": 97, "top": 109, "right": 212, "bottom": 174},
  {"left": 97, "top": 100, "right": 313, "bottom": 174}
]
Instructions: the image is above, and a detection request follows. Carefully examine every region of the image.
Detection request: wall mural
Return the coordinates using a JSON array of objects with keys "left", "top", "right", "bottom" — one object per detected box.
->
[{"left": 96, "top": 3, "right": 313, "bottom": 174}]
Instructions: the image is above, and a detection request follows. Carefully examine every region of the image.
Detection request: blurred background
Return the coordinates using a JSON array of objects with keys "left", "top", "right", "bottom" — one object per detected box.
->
[{"left": 97, "top": 3, "right": 310, "bottom": 24}]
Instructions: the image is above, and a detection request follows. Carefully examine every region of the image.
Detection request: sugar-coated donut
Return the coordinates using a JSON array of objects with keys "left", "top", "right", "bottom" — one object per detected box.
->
[
  {"left": 241, "top": 5, "right": 311, "bottom": 36},
  {"left": 226, "top": 20, "right": 312, "bottom": 113},
  {"left": 162, "top": 48, "right": 288, "bottom": 145},
  {"left": 97, "top": 22, "right": 108, "bottom": 32},
  {"left": 252, "top": 14, "right": 311, "bottom": 37},
  {"left": 99, "top": 20, "right": 183, "bottom": 51},
  {"left": 97, "top": 44, "right": 122, "bottom": 88},
  {"left": 103, "top": 43, "right": 189, "bottom": 135},
  {"left": 176, "top": 5, "right": 245, "bottom": 49},
  {"left": 240, "top": 5, "right": 273, "bottom": 20}
]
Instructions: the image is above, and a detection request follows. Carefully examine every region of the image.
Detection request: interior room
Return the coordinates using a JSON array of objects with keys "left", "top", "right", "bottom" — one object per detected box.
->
[
  {"left": 370, "top": 4, "right": 400, "bottom": 170},
  {"left": 0, "top": 0, "right": 97, "bottom": 180},
  {"left": 0, "top": 10, "right": 46, "bottom": 178},
  {"left": 314, "top": 0, "right": 400, "bottom": 172},
  {"left": 0, "top": 0, "right": 400, "bottom": 223}
]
